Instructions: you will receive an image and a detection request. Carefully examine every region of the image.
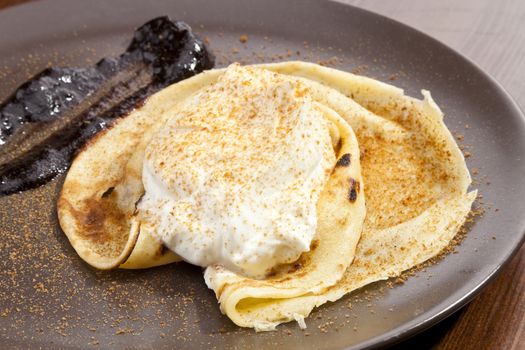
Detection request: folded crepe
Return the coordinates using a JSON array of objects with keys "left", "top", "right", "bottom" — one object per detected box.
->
[
  {"left": 57, "top": 73, "right": 216, "bottom": 269},
  {"left": 58, "top": 65, "right": 366, "bottom": 277},
  {"left": 58, "top": 61, "right": 475, "bottom": 331},
  {"left": 203, "top": 62, "right": 475, "bottom": 330}
]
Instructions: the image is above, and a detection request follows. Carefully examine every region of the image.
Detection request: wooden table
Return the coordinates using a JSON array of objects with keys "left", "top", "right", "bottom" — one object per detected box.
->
[{"left": 0, "top": 0, "right": 523, "bottom": 349}]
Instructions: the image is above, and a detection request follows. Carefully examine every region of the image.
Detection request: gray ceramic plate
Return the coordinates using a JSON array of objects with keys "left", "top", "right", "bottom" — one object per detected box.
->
[{"left": 1, "top": 0, "right": 524, "bottom": 349}]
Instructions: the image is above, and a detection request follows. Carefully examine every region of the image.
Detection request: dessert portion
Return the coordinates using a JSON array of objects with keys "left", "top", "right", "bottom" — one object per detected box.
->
[
  {"left": 138, "top": 65, "right": 343, "bottom": 279},
  {"left": 0, "top": 16, "right": 214, "bottom": 196},
  {"left": 57, "top": 61, "right": 475, "bottom": 331},
  {"left": 57, "top": 64, "right": 366, "bottom": 278},
  {"left": 205, "top": 62, "right": 475, "bottom": 330}
]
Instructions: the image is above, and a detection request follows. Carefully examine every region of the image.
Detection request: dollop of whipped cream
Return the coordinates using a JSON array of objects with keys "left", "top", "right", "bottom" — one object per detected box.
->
[{"left": 138, "top": 64, "right": 335, "bottom": 278}]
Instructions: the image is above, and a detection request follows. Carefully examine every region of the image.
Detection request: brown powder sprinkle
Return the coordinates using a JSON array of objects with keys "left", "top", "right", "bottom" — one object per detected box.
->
[
  {"left": 351, "top": 64, "right": 369, "bottom": 75},
  {"left": 239, "top": 34, "right": 249, "bottom": 43}
]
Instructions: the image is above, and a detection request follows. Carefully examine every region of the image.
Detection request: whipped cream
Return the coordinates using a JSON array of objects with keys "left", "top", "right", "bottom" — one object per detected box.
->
[{"left": 138, "top": 64, "right": 335, "bottom": 278}]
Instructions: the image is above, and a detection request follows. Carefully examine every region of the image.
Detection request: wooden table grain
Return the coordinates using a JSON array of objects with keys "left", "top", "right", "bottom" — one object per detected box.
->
[{"left": 0, "top": 0, "right": 523, "bottom": 349}]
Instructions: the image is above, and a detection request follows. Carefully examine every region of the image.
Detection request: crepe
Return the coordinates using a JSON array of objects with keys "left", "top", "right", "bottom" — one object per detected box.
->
[
  {"left": 58, "top": 61, "right": 475, "bottom": 332},
  {"left": 202, "top": 103, "right": 365, "bottom": 330},
  {"left": 204, "top": 62, "right": 475, "bottom": 330},
  {"left": 58, "top": 66, "right": 366, "bottom": 278},
  {"left": 57, "top": 73, "right": 216, "bottom": 269}
]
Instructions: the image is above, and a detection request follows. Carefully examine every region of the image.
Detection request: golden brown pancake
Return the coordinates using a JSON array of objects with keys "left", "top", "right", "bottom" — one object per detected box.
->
[{"left": 58, "top": 62, "right": 474, "bottom": 331}]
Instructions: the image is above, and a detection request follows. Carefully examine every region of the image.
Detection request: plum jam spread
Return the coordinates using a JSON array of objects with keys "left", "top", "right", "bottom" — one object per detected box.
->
[{"left": 0, "top": 17, "right": 214, "bottom": 195}]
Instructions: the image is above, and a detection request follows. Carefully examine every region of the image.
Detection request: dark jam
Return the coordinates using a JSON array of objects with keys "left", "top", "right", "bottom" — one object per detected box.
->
[{"left": 0, "top": 16, "right": 214, "bottom": 196}]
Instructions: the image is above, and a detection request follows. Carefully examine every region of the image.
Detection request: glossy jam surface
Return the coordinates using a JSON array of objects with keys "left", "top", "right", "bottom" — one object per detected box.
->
[{"left": 0, "top": 16, "right": 214, "bottom": 195}]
